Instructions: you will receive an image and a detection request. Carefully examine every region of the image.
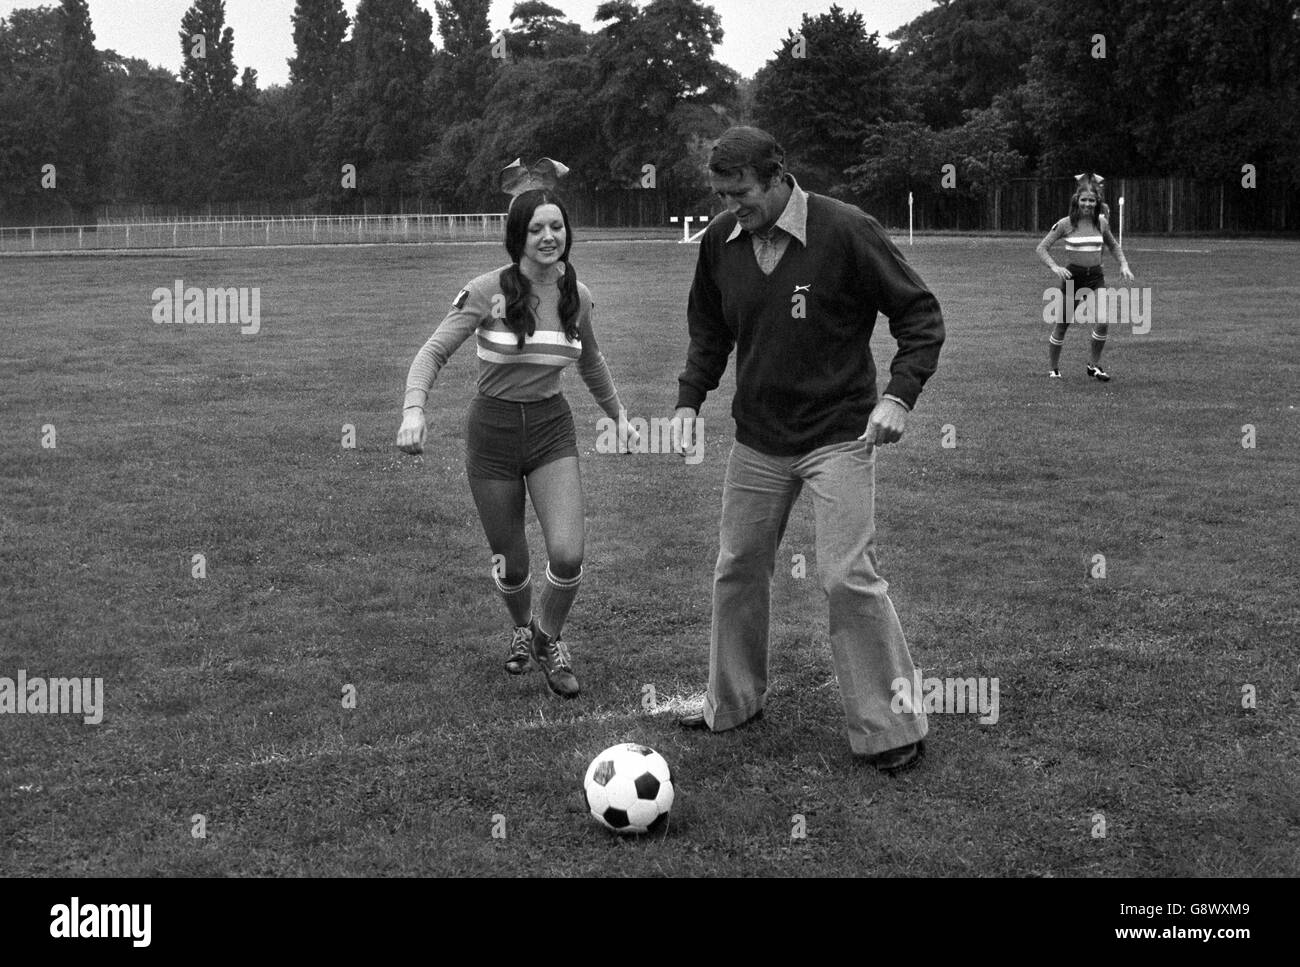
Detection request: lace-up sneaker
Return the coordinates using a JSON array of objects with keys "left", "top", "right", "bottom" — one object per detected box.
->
[
  {"left": 1086, "top": 363, "right": 1111, "bottom": 381},
  {"left": 505, "top": 625, "right": 533, "bottom": 675},
  {"left": 528, "top": 620, "right": 579, "bottom": 698}
]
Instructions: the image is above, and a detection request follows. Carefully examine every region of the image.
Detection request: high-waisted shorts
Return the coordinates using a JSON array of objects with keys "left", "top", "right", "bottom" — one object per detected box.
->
[
  {"left": 1063, "top": 263, "right": 1105, "bottom": 297},
  {"left": 465, "top": 392, "right": 579, "bottom": 480}
]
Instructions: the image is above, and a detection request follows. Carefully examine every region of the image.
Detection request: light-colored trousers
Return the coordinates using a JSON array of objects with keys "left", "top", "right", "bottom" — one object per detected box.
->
[{"left": 704, "top": 438, "right": 928, "bottom": 755}]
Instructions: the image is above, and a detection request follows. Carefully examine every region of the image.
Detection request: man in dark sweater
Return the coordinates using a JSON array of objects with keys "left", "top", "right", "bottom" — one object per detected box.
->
[{"left": 672, "top": 126, "right": 944, "bottom": 774}]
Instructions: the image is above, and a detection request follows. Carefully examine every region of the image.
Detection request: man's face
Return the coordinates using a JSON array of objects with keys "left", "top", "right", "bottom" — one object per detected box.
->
[{"left": 710, "top": 168, "right": 785, "bottom": 234}]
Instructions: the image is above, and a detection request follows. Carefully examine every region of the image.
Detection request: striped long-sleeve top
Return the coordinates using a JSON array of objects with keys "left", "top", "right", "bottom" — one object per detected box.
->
[{"left": 404, "top": 265, "right": 620, "bottom": 415}]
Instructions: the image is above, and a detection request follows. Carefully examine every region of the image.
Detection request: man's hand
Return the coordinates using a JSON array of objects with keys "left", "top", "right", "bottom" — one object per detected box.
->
[
  {"left": 670, "top": 406, "right": 698, "bottom": 458},
  {"left": 396, "top": 408, "right": 427, "bottom": 454},
  {"left": 858, "top": 398, "right": 908, "bottom": 448}
]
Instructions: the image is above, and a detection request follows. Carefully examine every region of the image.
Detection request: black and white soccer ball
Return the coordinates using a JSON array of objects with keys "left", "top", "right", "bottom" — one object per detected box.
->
[{"left": 583, "top": 743, "right": 674, "bottom": 835}]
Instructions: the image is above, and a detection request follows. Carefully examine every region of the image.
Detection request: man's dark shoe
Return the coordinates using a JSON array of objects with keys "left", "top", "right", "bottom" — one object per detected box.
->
[
  {"left": 527, "top": 620, "right": 579, "bottom": 698},
  {"left": 678, "top": 708, "right": 763, "bottom": 730},
  {"left": 863, "top": 740, "right": 925, "bottom": 775}
]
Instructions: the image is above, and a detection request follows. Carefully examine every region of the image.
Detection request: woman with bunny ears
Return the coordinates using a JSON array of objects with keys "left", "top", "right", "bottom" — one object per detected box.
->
[
  {"left": 396, "top": 158, "right": 634, "bottom": 698},
  {"left": 1036, "top": 172, "right": 1135, "bottom": 380}
]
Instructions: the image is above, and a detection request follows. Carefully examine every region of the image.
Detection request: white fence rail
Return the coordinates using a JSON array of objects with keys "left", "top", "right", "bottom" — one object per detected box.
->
[{"left": 0, "top": 213, "right": 508, "bottom": 254}]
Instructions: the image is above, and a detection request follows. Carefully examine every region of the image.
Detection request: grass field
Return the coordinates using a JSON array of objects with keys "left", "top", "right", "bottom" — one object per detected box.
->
[{"left": 1, "top": 234, "right": 1297, "bottom": 877}]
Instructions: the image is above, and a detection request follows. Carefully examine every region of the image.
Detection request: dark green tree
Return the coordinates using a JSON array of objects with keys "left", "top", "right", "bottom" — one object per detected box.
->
[
  {"left": 940, "top": 105, "right": 1027, "bottom": 197},
  {"left": 55, "top": 0, "right": 113, "bottom": 221},
  {"left": 587, "top": 0, "right": 736, "bottom": 190},
  {"left": 100, "top": 52, "right": 188, "bottom": 206},
  {"left": 847, "top": 120, "right": 944, "bottom": 200},
  {"left": 429, "top": 0, "right": 496, "bottom": 128},
  {"left": 888, "top": 0, "right": 1037, "bottom": 130},
  {"left": 0, "top": 8, "right": 64, "bottom": 220},
  {"left": 1120, "top": 0, "right": 1300, "bottom": 182},
  {"left": 289, "top": 0, "right": 351, "bottom": 97},
  {"left": 178, "top": 0, "right": 239, "bottom": 201},
  {"left": 505, "top": 2, "right": 586, "bottom": 59},
  {"left": 288, "top": 0, "right": 352, "bottom": 201},
  {"left": 179, "top": 0, "right": 237, "bottom": 118},
  {"left": 328, "top": 0, "right": 435, "bottom": 206},
  {"left": 238, "top": 66, "right": 257, "bottom": 101},
  {"left": 219, "top": 85, "right": 304, "bottom": 201},
  {"left": 753, "top": 5, "right": 894, "bottom": 194}
]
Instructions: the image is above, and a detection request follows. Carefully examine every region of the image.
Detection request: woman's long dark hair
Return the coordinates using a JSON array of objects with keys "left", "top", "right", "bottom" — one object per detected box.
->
[
  {"left": 1068, "top": 174, "right": 1110, "bottom": 230},
  {"left": 499, "top": 189, "right": 581, "bottom": 349}
]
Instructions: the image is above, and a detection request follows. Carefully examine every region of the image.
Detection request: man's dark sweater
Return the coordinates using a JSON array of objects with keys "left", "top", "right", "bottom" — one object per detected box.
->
[{"left": 677, "top": 192, "right": 945, "bottom": 456}]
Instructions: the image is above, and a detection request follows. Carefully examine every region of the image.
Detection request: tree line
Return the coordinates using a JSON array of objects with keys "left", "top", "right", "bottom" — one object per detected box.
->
[{"left": 2, "top": 0, "right": 1297, "bottom": 225}]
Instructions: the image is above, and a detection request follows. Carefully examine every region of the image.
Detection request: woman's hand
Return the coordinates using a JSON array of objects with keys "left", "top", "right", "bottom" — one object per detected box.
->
[
  {"left": 618, "top": 406, "right": 641, "bottom": 453},
  {"left": 1052, "top": 265, "right": 1072, "bottom": 282},
  {"left": 396, "top": 408, "right": 428, "bottom": 454}
]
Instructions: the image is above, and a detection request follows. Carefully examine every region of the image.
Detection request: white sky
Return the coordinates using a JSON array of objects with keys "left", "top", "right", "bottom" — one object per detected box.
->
[{"left": 0, "top": 0, "right": 937, "bottom": 83}]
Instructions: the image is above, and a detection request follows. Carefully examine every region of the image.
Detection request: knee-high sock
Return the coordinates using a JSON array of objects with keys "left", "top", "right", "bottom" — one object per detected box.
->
[
  {"left": 493, "top": 571, "right": 532, "bottom": 627},
  {"left": 1090, "top": 330, "right": 1107, "bottom": 363},
  {"left": 536, "top": 565, "right": 582, "bottom": 640}
]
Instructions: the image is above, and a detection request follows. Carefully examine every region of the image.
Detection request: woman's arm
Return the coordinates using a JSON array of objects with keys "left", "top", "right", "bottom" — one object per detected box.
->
[
  {"left": 1100, "top": 215, "right": 1134, "bottom": 280},
  {"left": 575, "top": 298, "right": 622, "bottom": 420},
  {"left": 403, "top": 284, "right": 485, "bottom": 412},
  {"left": 396, "top": 282, "right": 484, "bottom": 454},
  {"left": 1036, "top": 218, "right": 1072, "bottom": 279}
]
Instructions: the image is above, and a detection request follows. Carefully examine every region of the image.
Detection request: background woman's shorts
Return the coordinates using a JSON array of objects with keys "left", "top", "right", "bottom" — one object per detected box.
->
[
  {"left": 1063, "top": 263, "right": 1105, "bottom": 298},
  {"left": 466, "top": 392, "right": 579, "bottom": 480}
]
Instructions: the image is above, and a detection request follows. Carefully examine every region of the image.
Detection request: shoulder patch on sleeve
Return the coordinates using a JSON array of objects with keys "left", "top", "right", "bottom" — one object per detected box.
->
[{"left": 452, "top": 287, "right": 470, "bottom": 310}]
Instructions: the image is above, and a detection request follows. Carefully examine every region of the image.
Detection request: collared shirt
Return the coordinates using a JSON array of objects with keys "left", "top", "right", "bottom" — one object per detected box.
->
[{"left": 726, "top": 174, "right": 808, "bottom": 275}]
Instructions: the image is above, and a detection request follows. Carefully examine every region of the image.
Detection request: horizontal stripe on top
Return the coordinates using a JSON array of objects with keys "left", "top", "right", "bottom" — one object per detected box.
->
[
  {"left": 476, "top": 333, "right": 580, "bottom": 357},
  {"left": 477, "top": 346, "right": 575, "bottom": 366},
  {"left": 1064, "top": 235, "right": 1103, "bottom": 251},
  {"left": 478, "top": 328, "right": 580, "bottom": 347}
]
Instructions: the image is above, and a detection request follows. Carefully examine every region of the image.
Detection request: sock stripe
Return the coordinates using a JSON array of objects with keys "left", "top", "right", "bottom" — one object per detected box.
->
[
  {"left": 544, "top": 564, "right": 583, "bottom": 589},
  {"left": 493, "top": 571, "right": 531, "bottom": 594}
]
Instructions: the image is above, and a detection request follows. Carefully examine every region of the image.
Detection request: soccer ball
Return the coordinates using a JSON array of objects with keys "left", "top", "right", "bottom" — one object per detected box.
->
[{"left": 583, "top": 743, "right": 674, "bottom": 835}]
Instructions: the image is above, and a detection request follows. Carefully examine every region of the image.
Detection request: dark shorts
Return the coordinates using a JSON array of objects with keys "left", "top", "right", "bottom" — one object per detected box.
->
[
  {"left": 466, "top": 392, "right": 579, "bottom": 480},
  {"left": 1063, "top": 263, "right": 1105, "bottom": 297}
]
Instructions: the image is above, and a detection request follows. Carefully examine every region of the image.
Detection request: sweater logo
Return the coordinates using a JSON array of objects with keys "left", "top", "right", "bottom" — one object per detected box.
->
[{"left": 791, "top": 284, "right": 810, "bottom": 319}]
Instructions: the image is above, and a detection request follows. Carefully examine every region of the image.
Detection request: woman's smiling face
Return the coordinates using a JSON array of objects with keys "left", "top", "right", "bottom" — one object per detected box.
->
[{"left": 523, "top": 204, "right": 566, "bottom": 268}]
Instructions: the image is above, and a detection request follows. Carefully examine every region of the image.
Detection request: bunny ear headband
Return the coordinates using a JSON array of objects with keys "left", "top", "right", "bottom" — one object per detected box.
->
[
  {"left": 1075, "top": 172, "right": 1105, "bottom": 185},
  {"left": 500, "top": 157, "right": 570, "bottom": 197}
]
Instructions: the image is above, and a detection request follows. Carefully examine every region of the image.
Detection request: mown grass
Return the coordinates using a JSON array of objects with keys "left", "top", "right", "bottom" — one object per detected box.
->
[{"left": 1, "top": 236, "right": 1297, "bottom": 876}]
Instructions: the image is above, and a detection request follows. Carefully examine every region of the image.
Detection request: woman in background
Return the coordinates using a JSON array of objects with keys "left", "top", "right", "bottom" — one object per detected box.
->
[{"left": 1036, "top": 173, "right": 1135, "bottom": 380}]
